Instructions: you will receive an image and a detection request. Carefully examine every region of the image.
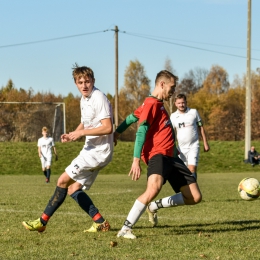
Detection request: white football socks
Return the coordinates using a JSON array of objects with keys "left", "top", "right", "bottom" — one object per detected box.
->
[
  {"left": 122, "top": 199, "right": 146, "bottom": 230},
  {"left": 148, "top": 192, "right": 185, "bottom": 212}
]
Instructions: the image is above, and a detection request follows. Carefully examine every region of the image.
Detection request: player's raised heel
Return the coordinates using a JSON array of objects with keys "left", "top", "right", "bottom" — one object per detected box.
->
[
  {"left": 83, "top": 220, "right": 110, "bottom": 232},
  {"left": 146, "top": 206, "right": 158, "bottom": 227},
  {"left": 22, "top": 218, "right": 46, "bottom": 232},
  {"left": 117, "top": 229, "right": 136, "bottom": 239}
]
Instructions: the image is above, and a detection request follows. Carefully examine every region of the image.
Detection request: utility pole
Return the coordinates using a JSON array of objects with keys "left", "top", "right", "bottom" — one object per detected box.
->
[
  {"left": 114, "top": 25, "right": 119, "bottom": 129},
  {"left": 245, "top": 0, "right": 251, "bottom": 159}
]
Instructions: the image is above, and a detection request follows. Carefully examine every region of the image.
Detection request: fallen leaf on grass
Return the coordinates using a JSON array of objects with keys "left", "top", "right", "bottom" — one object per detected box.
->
[
  {"left": 198, "top": 231, "right": 211, "bottom": 237},
  {"left": 199, "top": 254, "right": 207, "bottom": 258},
  {"left": 110, "top": 241, "right": 118, "bottom": 247},
  {"left": 69, "top": 252, "right": 79, "bottom": 256}
]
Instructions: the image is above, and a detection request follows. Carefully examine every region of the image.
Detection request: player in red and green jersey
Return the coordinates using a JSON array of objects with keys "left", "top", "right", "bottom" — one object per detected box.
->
[{"left": 115, "top": 70, "right": 202, "bottom": 239}]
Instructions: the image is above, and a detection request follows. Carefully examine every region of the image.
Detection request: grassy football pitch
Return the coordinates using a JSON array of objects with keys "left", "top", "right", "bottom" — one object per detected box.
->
[
  {"left": 1, "top": 172, "right": 260, "bottom": 260},
  {"left": 1, "top": 141, "right": 260, "bottom": 259}
]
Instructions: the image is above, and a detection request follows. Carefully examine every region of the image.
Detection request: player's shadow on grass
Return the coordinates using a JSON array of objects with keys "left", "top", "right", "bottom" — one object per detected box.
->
[
  {"left": 141, "top": 219, "right": 260, "bottom": 235},
  {"left": 203, "top": 199, "right": 250, "bottom": 202}
]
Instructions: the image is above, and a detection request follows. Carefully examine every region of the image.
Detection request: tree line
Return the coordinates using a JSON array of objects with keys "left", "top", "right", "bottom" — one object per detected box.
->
[{"left": 1, "top": 59, "right": 260, "bottom": 142}]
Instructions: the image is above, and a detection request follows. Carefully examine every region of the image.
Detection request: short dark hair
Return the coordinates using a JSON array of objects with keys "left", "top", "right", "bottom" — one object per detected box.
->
[
  {"left": 72, "top": 63, "right": 95, "bottom": 82},
  {"left": 155, "top": 70, "right": 178, "bottom": 85},
  {"left": 175, "top": 93, "right": 187, "bottom": 102}
]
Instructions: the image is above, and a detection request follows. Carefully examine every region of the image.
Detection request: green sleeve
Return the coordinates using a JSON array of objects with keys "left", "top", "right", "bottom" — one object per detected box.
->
[
  {"left": 116, "top": 113, "right": 138, "bottom": 134},
  {"left": 133, "top": 123, "right": 149, "bottom": 158}
]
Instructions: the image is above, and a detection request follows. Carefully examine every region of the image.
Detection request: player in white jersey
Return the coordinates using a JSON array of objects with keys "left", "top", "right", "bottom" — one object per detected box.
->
[
  {"left": 170, "top": 94, "right": 210, "bottom": 179},
  {"left": 37, "top": 126, "right": 57, "bottom": 183},
  {"left": 23, "top": 64, "right": 113, "bottom": 233}
]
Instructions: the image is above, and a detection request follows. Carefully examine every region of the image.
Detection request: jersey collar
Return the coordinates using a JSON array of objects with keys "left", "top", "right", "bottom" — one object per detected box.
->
[
  {"left": 82, "top": 86, "right": 96, "bottom": 101},
  {"left": 149, "top": 94, "right": 163, "bottom": 102}
]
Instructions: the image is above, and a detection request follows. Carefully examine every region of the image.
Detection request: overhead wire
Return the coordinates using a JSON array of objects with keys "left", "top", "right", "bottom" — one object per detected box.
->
[
  {"left": 118, "top": 31, "right": 260, "bottom": 52},
  {"left": 0, "top": 30, "right": 109, "bottom": 48},
  {"left": 0, "top": 28, "right": 259, "bottom": 61},
  {"left": 120, "top": 31, "right": 260, "bottom": 61}
]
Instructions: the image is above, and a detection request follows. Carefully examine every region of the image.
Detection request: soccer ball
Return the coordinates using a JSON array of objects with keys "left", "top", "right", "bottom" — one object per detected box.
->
[{"left": 238, "top": 177, "right": 260, "bottom": 201}]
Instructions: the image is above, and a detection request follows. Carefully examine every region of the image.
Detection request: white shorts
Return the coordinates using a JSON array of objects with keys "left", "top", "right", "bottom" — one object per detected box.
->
[
  {"left": 40, "top": 156, "right": 52, "bottom": 168},
  {"left": 65, "top": 148, "right": 112, "bottom": 190},
  {"left": 178, "top": 146, "right": 200, "bottom": 166}
]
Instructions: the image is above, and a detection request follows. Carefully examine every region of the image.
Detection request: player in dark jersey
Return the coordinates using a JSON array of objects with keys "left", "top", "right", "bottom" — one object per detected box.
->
[{"left": 115, "top": 70, "right": 202, "bottom": 239}]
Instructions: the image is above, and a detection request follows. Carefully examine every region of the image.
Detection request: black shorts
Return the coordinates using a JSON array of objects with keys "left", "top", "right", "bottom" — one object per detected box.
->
[{"left": 147, "top": 154, "right": 196, "bottom": 193}]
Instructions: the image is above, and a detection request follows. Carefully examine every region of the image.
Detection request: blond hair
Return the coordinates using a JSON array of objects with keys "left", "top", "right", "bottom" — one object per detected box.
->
[
  {"left": 72, "top": 63, "right": 95, "bottom": 83},
  {"left": 42, "top": 127, "right": 48, "bottom": 133}
]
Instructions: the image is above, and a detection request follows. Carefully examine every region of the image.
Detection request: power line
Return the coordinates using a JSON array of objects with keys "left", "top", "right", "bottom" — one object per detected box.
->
[
  {"left": 1, "top": 28, "right": 260, "bottom": 61},
  {"left": 119, "top": 31, "right": 260, "bottom": 52},
  {"left": 0, "top": 30, "right": 109, "bottom": 48},
  {"left": 121, "top": 31, "right": 260, "bottom": 61}
]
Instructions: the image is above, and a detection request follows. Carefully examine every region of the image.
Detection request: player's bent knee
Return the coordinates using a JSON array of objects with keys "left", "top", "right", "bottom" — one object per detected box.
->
[
  {"left": 193, "top": 193, "right": 202, "bottom": 204},
  {"left": 190, "top": 191, "right": 202, "bottom": 204},
  {"left": 183, "top": 192, "right": 202, "bottom": 205},
  {"left": 140, "top": 188, "right": 161, "bottom": 204}
]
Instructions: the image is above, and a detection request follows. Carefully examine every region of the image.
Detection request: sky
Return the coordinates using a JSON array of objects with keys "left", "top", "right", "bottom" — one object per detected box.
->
[{"left": 0, "top": 0, "right": 260, "bottom": 97}]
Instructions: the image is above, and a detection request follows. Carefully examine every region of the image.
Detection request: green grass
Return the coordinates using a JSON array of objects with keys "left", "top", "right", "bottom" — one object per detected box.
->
[
  {"left": 0, "top": 173, "right": 260, "bottom": 259},
  {"left": 1, "top": 141, "right": 260, "bottom": 175},
  {"left": 1, "top": 141, "right": 260, "bottom": 259},
  {"left": 0, "top": 141, "right": 142, "bottom": 175}
]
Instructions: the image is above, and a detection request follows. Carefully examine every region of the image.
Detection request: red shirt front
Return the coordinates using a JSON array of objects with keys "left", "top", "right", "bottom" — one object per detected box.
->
[{"left": 134, "top": 96, "right": 175, "bottom": 164}]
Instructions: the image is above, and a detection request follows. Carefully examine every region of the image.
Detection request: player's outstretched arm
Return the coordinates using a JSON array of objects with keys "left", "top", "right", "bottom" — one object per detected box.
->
[
  {"left": 114, "top": 113, "right": 139, "bottom": 146},
  {"left": 129, "top": 158, "right": 142, "bottom": 181},
  {"left": 38, "top": 147, "right": 41, "bottom": 158},
  {"left": 199, "top": 126, "right": 210, "bottom": 152}
]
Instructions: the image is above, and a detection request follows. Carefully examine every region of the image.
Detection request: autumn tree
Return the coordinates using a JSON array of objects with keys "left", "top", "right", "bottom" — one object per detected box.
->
[
  {"left": 63, "top": 93, "right": 80, "bottom": 133},
  {"left": 250, "top": 72, "right": 260, "bottom": 139},
  {"left": 0, "top": 80, "right": 64, "bottom": 141},
  {"left": 187, "top": 87, "right": 219, "bottom": 136},
  {"left": 118, "top": 60, "right": 151, "bottom": 141},
  {"left": 203, "top": 65, "right": 229, "bottom": 95},
  {"left": 207, "top": 87, "right": 245, "bottom": 140}
]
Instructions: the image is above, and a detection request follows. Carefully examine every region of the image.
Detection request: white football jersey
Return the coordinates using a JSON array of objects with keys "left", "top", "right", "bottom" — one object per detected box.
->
[
  {"left": 170, "top": 107, "right": 201, "bottom": 149},
  {"left": 37, "top": 137, "right": 55, "bottom": 157},
  {"left": 80, "top": 87, "right": 113, "bottom": 163}
]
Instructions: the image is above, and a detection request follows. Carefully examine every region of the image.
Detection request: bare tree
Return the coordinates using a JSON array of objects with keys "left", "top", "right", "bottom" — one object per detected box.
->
[
  {"left": 164, "top": 57, "right": 177, "bottom": 113},
  {"left": 176, "top": 67, "right": 208, "bottom": 96}
]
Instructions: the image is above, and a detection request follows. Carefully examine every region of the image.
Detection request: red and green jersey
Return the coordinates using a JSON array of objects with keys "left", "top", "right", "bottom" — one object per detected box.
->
[{"left": 134, "top": 96, "right": 175, "bottom": 164}]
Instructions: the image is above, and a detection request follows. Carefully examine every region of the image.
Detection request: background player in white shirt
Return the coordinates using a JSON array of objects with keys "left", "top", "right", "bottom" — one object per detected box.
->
[
  {"left": 23, "top": 64, "right": 113, "bottom": 233},
  {"left": 37, "top": 126, "right": 57, "bottom": 183},
  {"left": 171, "top": 94, "right": 210, "bottom": 179}
]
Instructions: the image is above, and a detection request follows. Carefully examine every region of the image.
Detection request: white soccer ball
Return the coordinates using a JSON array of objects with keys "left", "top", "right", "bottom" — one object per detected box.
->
[{"left": 238, "top": 177, "right": 260, "bottom": 201}]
